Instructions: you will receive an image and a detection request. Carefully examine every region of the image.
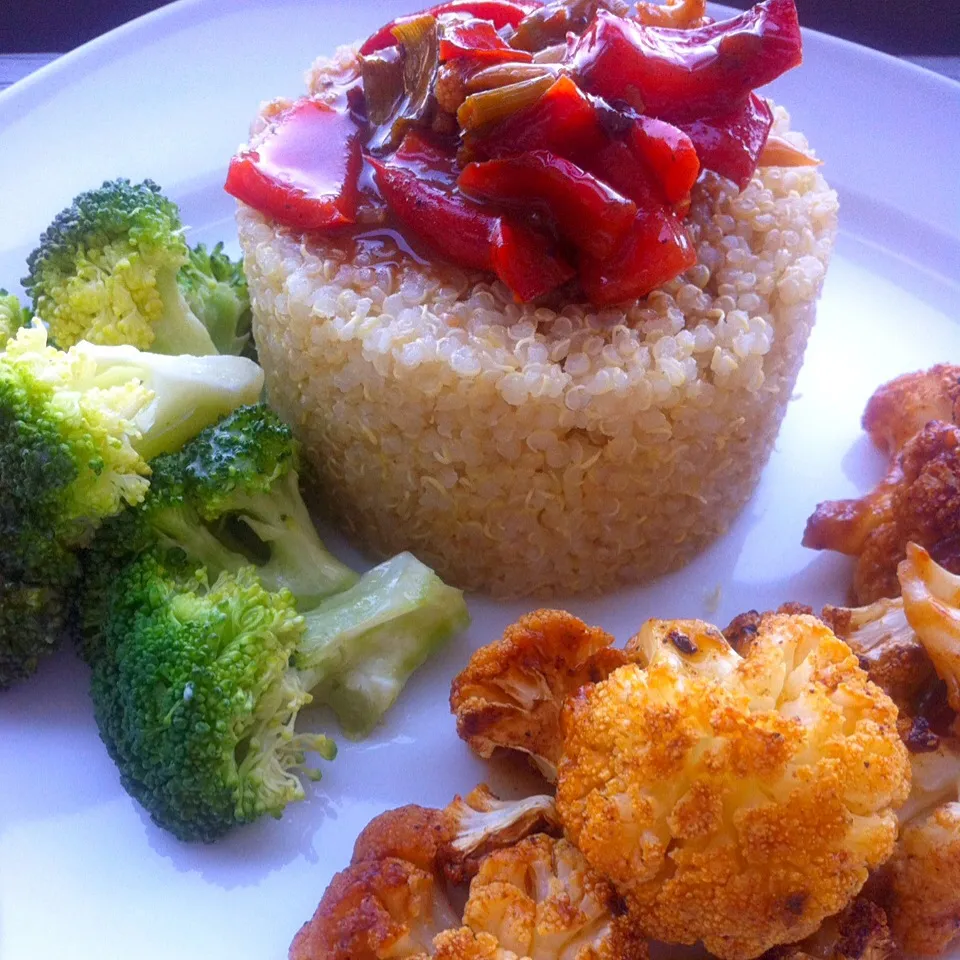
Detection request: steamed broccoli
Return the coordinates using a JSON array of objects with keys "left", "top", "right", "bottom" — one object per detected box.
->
[
  {"left": 0, "top": 576, "right": 67, "bottom": 689},
  {"left": 82, "top": 404, "right": 469, "bottom": 841},
  {"left": 23, "top": 179, "right": 252, "bottom": 357},
  {"left": 180, "top": 242, "right": 254, "bottom": 358},
  {"left": 0, "top": 289, "right": 29, "bottom": 348},
  {"left": 0, "top": 324, "right": 264, "bottom": 689},
  {"left": 90, "top": 549, "right": 336, "bottom": 843}
]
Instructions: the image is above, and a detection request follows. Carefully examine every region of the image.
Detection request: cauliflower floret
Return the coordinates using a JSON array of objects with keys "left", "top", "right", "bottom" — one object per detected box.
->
[
  {"left": 450, "top": 610, "right": 628, "bottom": 782},
  {"left": 555, "top": 613, "right": 911, "bottom": 960},
  {"left": 352, "top": 785, "right": 559, "bottom": 883},
  {"left": 291, "top": 833, "right": 648, "bottom": 960},
  {"left": 804, "top": 420, "right": 960, "bottom": 604},
  {"left": 887, "top": 802, "right": 960, "bottom": 956},
  {"left": 874, "top": 741, "right": 960, "bottom": 957},
  {"left": 821, "top": 596, "right": 935, "bottom": 714},
  {"left": 462, "top": 834, "right": 648, "bottom": 960},
  {"left": 900, "top": 541, "right": 960, "bottom": 712},
  {"left": 289, "top": 857, "right": 460, "bottom": 960},
  {"left": 862, "top": 363, "right": 960, "bottom": 456},
  {"left": 765, "top": 899, "right": 895, "bottom": 960}
]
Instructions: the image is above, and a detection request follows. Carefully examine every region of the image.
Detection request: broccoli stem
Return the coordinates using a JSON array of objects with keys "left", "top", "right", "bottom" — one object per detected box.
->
[
  {"left": 150, "top": 267, "right": 218, "bottom": 357},
  {"left": 294, "top": 552, "right": 470, "bottom": 738},
  {"left": 75, "top": 343, "right": 264, "bottom": 461},
  {"left": 227, "top": 469, "right": 359, "bottom": 607}
]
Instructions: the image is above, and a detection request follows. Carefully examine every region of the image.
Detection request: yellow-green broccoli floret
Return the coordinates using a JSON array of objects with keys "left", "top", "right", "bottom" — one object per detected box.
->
[
  {"left": 0, "top": 289, "right": 29, "bottom": 349},
  {"left": 23, "top": 179, "right": 221, "bottom": 355},
  {"left": 0, "top": 325, "right": 263, "bottom": 689}
]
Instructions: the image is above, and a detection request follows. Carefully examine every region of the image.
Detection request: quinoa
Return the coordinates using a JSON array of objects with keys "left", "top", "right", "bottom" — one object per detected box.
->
[{"left": 238, "top": 53, "right": 839, "bottom": 598}]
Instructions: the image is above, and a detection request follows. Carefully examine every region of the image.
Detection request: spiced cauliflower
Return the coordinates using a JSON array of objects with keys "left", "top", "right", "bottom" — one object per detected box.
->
[
  {"left": 450, "top": 610, "right": 628, "bottom": 781},
  {"left": 352, "top": 785, "right": 559, "bottom": 884},
  {"left": 804, "top": 419, "right": 960, "bottom": 605},
  {"left": 873, "top": 544, "right": 960, "bottom": 956},
  {"left": 765, "top": 898, "right": 895, "bottom": 960},
  {"left": 555, "top": 614, "right": 911, "bottom": 960},
  {"left": 290, "top": 832, "right": 647, "bottom": 960}
]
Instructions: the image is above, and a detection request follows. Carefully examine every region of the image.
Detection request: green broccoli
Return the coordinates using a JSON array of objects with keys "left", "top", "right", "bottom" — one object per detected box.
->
[
  {"left": 81, "top": 404, "right": 469, "bottom": 840},
  {"left": 0, "top": 288, "right": 29, "bottom": 349},
  {"left": 90, "top": 549, "right": 336, "bottom": 843},
  {"left": 0, "top": 576, "right": 67, "bottom": 689},
  {"left": 127, "top": 403, "right": 359, "bottom": 606},
  {"left": 179, "top": 242, "right": 254, "bottom": 358},
  {"left": 0, "top": 324, "right": 264, "bottom": 689},
  {"left": 23, "top": 179, "right": 253, "bottom": 357}
]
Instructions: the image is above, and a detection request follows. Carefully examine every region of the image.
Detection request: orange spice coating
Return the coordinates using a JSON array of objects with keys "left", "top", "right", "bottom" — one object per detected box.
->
[{"left": 555, "top": 613, "right": 910, "bottom": 960}]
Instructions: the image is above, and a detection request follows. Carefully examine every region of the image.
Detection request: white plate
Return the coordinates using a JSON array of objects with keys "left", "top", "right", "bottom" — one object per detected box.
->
[{"left": 1, "top": 3, "right": 959, "bottom": 958}]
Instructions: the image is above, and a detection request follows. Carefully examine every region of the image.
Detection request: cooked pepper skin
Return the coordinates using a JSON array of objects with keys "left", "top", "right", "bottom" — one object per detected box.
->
[
  {"left": 225, "top": 99, "right": 363, "bottom": 230},
  {"left": 569, "top": 0, "right": 802, "bottom": 121},
  {"left": 459, "top": 150, "right": 637, "bottom": 259}
]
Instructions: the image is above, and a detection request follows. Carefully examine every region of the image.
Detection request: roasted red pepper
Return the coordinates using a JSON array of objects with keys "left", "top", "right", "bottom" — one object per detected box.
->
[
  {"left": 224, "top": 99, "right": 362, "bottom": 230},
  {"left": 628, "top": 116, "right": 700, "bottom": 207},
  {"left": 469, "top": 75, "right": 607, "bottom": 162},
  {"left": 492, "top": 221, "right": 575, "bottom": 301},
  {"left": 372, "top": 133, "right": 570, "bottom": 300},
  {"left": 439, "top": 18, "right": 534, "bottom": 63},
  {"left": 569, "top": 0, "right": 802, "bottom": 121},
  {"left": 459, "top": 150, "right": 636, "bottom": 259},
  {"left": 360, "top": 0, "right": 539, "bottom": 55},
  {"left": 579, "top": 205, "right": 696, "bottom": 306},
  {"left": 675, "top": 93, "right": 773, "bottom": 189}
]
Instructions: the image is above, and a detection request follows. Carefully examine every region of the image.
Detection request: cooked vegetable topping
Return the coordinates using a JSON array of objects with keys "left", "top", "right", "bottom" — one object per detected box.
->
[{"left": 227, "top": 0, "right": 809, "bottom": 306}]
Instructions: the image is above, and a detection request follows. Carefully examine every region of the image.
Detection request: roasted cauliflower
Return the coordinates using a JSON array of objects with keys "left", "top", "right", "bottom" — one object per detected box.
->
[
  {"left": 900, "top": 541, "right": 960, "bottom": 712},
  {"left": 765, "top": 898, "right": 895, "bottom": 960},
  {"left": 450, "top": 609, "right": 628, "bottom": 782},
  {"left": 862, "top": 363, "right": 960, "bottom": 456},
  {"left": 555, "top": 614, "right": 911, "bottom": 960},
  {"left": 290, "top": 831, "right": 647, "bottom": 960},
  {"left": 820, "top": 595, "right": 934, "bottom": 714},
  {"left": 804, "top": 419, "right": 960, "bottom": 604},
  {"left": 289, "top": 856, "right": 459, "bottom": 960},
  {"left": 460, "top": 834, "right": 647, "bottom": 960},
  {"left": 352, "top": 785, "right": 559, "bottom": 884}
]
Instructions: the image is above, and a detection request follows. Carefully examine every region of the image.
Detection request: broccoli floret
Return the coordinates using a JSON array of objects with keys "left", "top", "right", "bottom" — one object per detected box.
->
[
  {"left": 296, "top": 552, "right": 471, "bottom": 737},
  {"left": 0, "top": 575, "right": 67, "bottom": 690},
  {"left": 90, "top": 549, "right": 336, "bottom": 842},
  {"left": 179, "top": 242, "right": 254, "bottom": 358},
  {"left": 81, "top": 405, "right": 470, "bottom": 839},
  {"left": 0, "top": 324, "right": 264, "bottom": 688},
  {"left": 23, "top": 179, "right": 220, "bottom": 355},
  {"left": 0, "top": 288, "right": 29, "bottom": 349},
  {"left": 131, "top": 404, "right": 358, "bottom": 606}
]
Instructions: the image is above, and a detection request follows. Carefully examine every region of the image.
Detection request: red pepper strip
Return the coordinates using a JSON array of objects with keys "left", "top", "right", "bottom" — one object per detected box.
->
[
  {"left": 459, "top": 150, "right": 636, "bottom": 259},
  {"left": 579, "top": 206, "right": 696, "bottom": 306},
  {"left": 224, "top": 99, "right": 362, "bottom": 230},
  {"left": 492, "top": 220, "right": 575, "bottom": 301},
  {"left": 569, "top": 0, "right": 802, "bottom": 121},
  {"left": 675, "top": 93, "right": 773, "bottom": 189},
  {"left": 585, "top": 138, "right": 663, "bottom": 208},
  {"left": 628, "top": 116, "right": 700, "bottom": 207},
  {"left": 394, "top": 128, "right": 458, "bottom": 167},
  {"left": 360, "top": 0, "right": 539, "bottom": 55},
  {"left": 469, "top": 75, "right": 607, "bottom": 162},
  {"left": 439, "top": 19, "right": 535, "bottom": 63},
  {"left": 370, "top": 140, "right": 571, "bottom": 301}
]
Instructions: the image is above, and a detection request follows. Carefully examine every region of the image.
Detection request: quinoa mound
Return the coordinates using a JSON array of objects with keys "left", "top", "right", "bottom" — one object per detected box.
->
[{"left": 238, "top": 54, "right": 838, "bottom": 598}]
